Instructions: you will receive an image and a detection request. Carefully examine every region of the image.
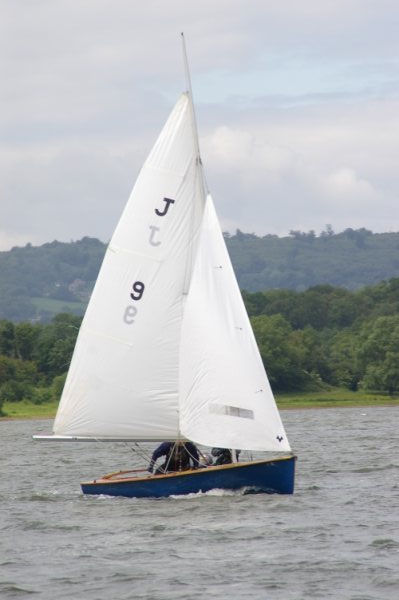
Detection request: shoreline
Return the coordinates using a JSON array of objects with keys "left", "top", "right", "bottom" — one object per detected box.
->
[
  {"left": 278, "top": 400, "right": 399, "bottom": 409},
  {"left": 2, "top": 396, "right": 399, "bottom": 422}
]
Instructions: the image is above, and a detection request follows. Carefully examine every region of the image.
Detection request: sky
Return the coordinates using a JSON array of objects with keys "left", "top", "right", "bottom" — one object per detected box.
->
[{"left": 1, "top": 0, "right": 399, "bottom": 250}]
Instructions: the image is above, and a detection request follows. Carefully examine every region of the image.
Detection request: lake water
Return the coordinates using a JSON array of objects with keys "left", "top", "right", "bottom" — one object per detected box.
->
[{"left": 1, "top": 407, "right": 398, "bottom": 600}]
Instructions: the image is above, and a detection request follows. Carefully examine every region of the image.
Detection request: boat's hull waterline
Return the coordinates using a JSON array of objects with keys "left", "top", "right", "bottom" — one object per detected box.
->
[{"left": 81, "top": 455, "right": 296, "bottom": 498}]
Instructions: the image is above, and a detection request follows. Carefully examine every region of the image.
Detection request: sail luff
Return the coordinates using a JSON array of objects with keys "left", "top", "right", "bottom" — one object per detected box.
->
[{"left": 180, "top": 34, "right": 208, "bottom": 295}]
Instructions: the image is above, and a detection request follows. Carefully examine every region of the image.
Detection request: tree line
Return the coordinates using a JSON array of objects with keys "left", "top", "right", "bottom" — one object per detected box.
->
[
  {"left": 0, "top": 313, "right": 81, "bottom": 414},
  {"left": 1, "top": 278, "right": 399, "bottom": 415},
  {"left": 245, "top": 279, "right": 399, "bottom": 393}
]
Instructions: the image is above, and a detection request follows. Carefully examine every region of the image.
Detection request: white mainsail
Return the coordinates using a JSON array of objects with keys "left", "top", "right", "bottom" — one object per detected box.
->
[
  {"left": 179, "top": 195, "right": 291, "bottom": 452},
  {"left": 53, "top": 94, "right": 206, "bottom": 440},
  {"left": 47, "top": 87, "right": 291, "bottom": 453}
]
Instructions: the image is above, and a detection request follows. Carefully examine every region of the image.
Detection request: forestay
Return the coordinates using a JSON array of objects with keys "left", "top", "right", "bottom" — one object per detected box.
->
[
  {"left": 53, "top": 94, "right": 206, "bottom": 440},
  {"left": 179, "top": 195, "right": 291, "bottom": 452}
]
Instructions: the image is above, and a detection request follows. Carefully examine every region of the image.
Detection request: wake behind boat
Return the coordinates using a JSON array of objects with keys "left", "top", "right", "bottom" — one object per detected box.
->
[{"left": 34, "top": 35, "right": 296, "bottom": 498}]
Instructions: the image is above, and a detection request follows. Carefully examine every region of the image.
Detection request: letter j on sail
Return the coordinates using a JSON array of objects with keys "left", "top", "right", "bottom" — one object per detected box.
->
[{"left": 155, "top": 197, "right": 175, "bottom": 216}]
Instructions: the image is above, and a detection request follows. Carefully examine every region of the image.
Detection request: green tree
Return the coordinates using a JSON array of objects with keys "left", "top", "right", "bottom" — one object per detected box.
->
[
  {"left": 361, "top": 351, "right": 399, "bottom": 394},
  {"left": 35, "top": 313, "right": 80, "bottom": 378},
  {"left": 30, "top": 386, "right": 52, "bottom": 405},
  {"left": 0, "top": 320, "right": 15, "bottom": 356},
  {"left": 290, "top": 326, "right": 331, "bottom": 385},
  {"left": 14, "top": 322, "right": 39, "bottom": 360},
  {"left": 328, "top": 329, "right": 360, "bottom": 390},
  {"left": 0, "top": 355, "right": 16, "bottom": 384},
  {"left": 51, "top": 373, "right": 67, "bottom": 401},
  {"left": 0, "top": 380, "right": 26, "bottom": 402},
  {"left": 251, "top": 314, "right": 309, "bottom": 391},
  {"left": 358, "top": 315, "right": 399, "bottom": 392}
]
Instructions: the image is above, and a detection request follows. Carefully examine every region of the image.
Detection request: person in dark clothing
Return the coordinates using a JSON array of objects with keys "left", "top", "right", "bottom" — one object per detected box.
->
[
  {"left": 148, "top": 441, "right": 201, "bottom": 474},
  {"left": 211, "top": 447, "right": 241, "bottom": 466}
]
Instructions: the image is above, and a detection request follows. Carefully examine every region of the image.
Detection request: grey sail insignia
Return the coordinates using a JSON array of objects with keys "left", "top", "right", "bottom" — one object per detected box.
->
[
  {"left": 209, "top": 404, "right": 255, "bottom": 420},
  {"left": 149, "top": 226, "right": 161, "bottom": 246}
]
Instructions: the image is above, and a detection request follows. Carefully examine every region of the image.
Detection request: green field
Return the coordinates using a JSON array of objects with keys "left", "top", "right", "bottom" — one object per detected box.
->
[
  {"left": 276, "top": 389, "right": 399, "bottom": 409},
  {"left": 32, "top": 296, "right": 86, "bottom": 317},
  {"left": 1, "top": 400, "right": 59, "bottom": 420},
  {"left": 1, "top": 389, "right": 398, "bottom": 421}
]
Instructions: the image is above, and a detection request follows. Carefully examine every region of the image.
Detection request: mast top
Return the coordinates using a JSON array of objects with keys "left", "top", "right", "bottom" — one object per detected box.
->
[
  {"left": 181, "top": 32, "right": 193, "bottom": 98},
  {"left": 180, "top": 32, "right": 203, "bottom": 170}
]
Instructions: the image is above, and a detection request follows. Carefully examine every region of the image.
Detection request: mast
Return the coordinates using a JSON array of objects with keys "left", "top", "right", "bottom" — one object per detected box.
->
[
  {"left": 180, "top": 33, "right": 208, "bottom": 298},
  {"left": 181, "top": 32, "right": 202, "bottom": 168}
]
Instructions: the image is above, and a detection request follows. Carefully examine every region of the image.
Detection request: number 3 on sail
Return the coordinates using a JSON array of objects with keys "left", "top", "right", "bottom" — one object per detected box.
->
[{"left": 33, "top": 34, "right": 296, "bottom": 499}]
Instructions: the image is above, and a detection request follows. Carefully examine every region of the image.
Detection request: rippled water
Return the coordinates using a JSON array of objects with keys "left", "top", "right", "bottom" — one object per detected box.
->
[{"left": 1, "top": 407, "right": 399, "bottom": 599}]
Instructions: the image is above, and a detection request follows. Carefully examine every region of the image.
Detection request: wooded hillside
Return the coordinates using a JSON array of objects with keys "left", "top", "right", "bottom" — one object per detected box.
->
[
  {"left": 1, "top": 227, "right": 399, "bottom": 321},
  {"left": 229, "top": 226, "right": 399, "bottom": 291}
]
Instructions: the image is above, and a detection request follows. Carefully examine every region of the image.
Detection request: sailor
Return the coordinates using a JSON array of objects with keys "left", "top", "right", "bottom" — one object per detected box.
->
[
  {"left": 211, "top": 447, "right": 241, "bottom": 465},
  {"left": 148, "top": 441, "right": 201, "bottom": 474}
]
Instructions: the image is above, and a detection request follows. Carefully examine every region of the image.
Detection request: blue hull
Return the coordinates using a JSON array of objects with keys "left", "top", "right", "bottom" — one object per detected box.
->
[{"left": 81, "top": 455, "right": 296, "bottom": 498}]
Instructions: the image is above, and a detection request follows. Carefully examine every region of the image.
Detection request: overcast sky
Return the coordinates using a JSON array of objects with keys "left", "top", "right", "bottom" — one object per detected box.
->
[{"left": 1, "top": 0, "right": 399, "bottom": 250}]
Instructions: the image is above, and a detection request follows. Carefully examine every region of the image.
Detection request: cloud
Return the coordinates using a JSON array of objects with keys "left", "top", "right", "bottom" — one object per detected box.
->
[
  {"left": 324, "top": 168, "right": 376, "bottom": 201},
  {"left": 1, "top": 0, "right": 399, "bottom": 249},
  {"left": 201, "top": 94, "right": 399, "bottom": 235}
]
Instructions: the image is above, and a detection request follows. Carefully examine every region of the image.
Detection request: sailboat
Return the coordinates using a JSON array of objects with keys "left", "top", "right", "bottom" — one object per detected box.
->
[{"left": 34, "top": 36, "right": 296, "bottom": 498}]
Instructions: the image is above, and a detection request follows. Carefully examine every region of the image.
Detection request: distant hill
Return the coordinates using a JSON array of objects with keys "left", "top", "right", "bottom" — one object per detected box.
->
[
  {"left": 1, "top": 227, "right": 399, "bottom": 321},
  {"left": 0, "top": 237, "right": 104, "bottom": 322},
  {"left": 228, "top": 227, "right": 399, "bottom": 292}
]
